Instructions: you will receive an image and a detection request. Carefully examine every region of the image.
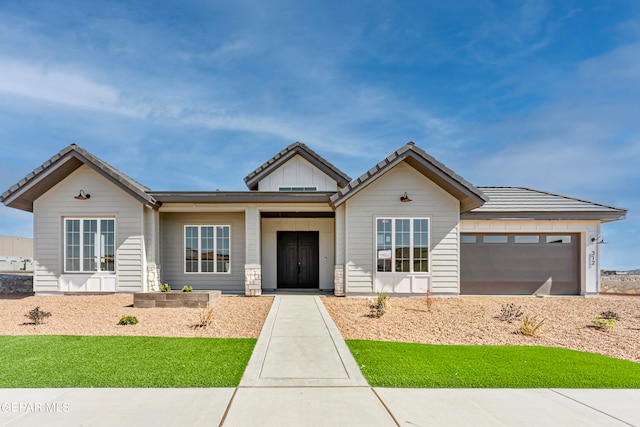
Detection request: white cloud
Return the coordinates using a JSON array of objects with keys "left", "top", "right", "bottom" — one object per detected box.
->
[{"left": 0, "top": 57, "right": 149, "bottom": 117}]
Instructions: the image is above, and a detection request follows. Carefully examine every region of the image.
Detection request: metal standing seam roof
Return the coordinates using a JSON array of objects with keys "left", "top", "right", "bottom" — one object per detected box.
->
[
  {"left": 462, "top": 187, "right": 627, "bottom": 221},
  {"left": 329, "top": 142, "right": 488, "bottom": 212},
  {"left": 243, "top": 141, "right": 352, "bottom": 190},
  {"left": 0, "top": 144, "right": 159, "bottom": 212}
]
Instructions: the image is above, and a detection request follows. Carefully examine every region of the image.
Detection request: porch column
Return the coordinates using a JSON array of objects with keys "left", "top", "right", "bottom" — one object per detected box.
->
[
  {"left": 334, "top": 204, "right": 345, "bottom": 296},
  {"left": 245, "top": 206, "right": 262, "bottom": 296}
]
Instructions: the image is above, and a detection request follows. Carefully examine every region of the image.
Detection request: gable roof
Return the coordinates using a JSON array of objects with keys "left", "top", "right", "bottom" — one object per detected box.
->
[
  {"left": 462, "top": 187, "right": 627, "bottom": 222},
  {"left": 243, "top": 142, "right": 351, "bottom": 190},
  {"left": 0, "top": 144, "right": 159, "bottom": 212},
  {"left": 329, "top": 142, "right": 488, "bottom": 212}
]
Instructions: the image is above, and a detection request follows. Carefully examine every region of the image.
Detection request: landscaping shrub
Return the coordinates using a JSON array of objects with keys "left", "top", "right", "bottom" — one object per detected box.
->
[
  {"left": 499, "top": 303, "right": 523, "bottom": 323},
  {"left": 182, "top": 285, "right": 193, "bottom": 292},
  {"left": 368, "top": 291, "right": 389, "bottom": 318},
  {"left": 159, "top": 283, "right": 171, "bottom": 292},
  {"left": 520, "top": 314, "right": 545, "bottom": 337},
  {"left": 599, "top": 311, "right": 620, "bottom": 321},
  {"left": 592, "top": 316, "right": 616, "bottom": 331},
  {"left": 25, "top": 306, "right": 51, "bottom": 325},
  {"left": 425, "top": 288, "right": 435, "bottom": 312},
  {"left": 196, "top": 306, "right": 214, "bottom": 328},
  {"left": 118, "top": 315, "right": 138, "bottom": 326}
]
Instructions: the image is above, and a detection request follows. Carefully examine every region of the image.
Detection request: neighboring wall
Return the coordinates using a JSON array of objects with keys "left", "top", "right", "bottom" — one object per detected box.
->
[
  {"left": 33, "top": 165, "right": 145, "bottom": 292},
  {"left": 344, "top": 162, "right": 460, "bottom": 295},
  {"left": 0, "top": 236, "right": 33, "bottom": 273},
  {"left": 0, "top": 236, "right": 33, "bottom": 257},
  {"left": 160, "top": 211, "right": 246, "bottom": 292},
  {"left": 258, "top": 155, "right": 338, "bottom": 191},
  {"left": 600, "top": 275, "right": 640, "bottom": 295}
]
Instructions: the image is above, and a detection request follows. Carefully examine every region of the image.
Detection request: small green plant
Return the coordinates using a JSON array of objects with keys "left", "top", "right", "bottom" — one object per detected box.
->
[
  {"left": 499, "top": 303, "right": 523, "bottom": 323},
  {"left": 196, "top": 306, "right": 214, "bottom": 328},
  {"left": 118, "top": 315, "right": 138, "bottom": 326},
  {"left": 25, "top": 306, "right": 51, "bottom": 325},
  {"left": 368, "top": 291, "right": 389, "bottom": 318},
  {"left": 159, "top": 283, "right": 171, "bottom": 292},
  {"left": 592, "top": 316, "right": 616, "bottom": 331},
  {"left": 599, "top": 311, "right": 620, "bottom": 321},
  {"left": 182, "top": 285, "right": 193, "bottom": 292},
  {"left": 520, "top": 314, "right": 545, "bottom": 337}
]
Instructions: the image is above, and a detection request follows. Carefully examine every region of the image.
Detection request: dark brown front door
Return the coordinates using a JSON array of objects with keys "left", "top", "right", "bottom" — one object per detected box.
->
[{"left": 277, "top": 231, "right": 319, "bottom": 288}]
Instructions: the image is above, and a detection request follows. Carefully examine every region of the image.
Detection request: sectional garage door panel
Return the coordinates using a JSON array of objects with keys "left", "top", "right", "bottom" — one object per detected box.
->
[{"left": 461, "top": 234, "right": 580, "bottom": 295}]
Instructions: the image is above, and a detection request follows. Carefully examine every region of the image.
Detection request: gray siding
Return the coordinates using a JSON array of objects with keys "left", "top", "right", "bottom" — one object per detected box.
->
[
  {"left": 344, "top": 162, "right": 460, "bottom": 294},
  {"left": 33, "top": 165, "right": 145, "bottom": 292},
  {"left": 160, "top": 211, "right": 246, "bottom": 292}
]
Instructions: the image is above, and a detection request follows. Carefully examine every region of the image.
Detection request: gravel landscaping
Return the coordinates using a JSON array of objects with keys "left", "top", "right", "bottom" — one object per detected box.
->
[
  {"left": 322, "top": 295, "right": 640, "bottom": 363},
  {"left": 0, "top": 294, "right": 273, "bottom": 338},
  {"left": 2, "top": 293, "right": 638, "bottom": 363}
]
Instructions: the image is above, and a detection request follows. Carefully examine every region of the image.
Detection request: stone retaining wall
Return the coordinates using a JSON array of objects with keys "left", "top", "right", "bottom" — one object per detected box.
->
[
  {"left": 600, "top": 275, "right": 640, "bottom": 295},
  {"left": 0, "top": 274, "right": 34, "bottom": 293}
]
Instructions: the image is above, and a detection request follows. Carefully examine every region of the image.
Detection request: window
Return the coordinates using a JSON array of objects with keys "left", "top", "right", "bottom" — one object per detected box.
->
[
  {"left": 514, "top": 235, "right": 540, "bottom": 244},
  {"left": 460, "top": 235, "right": 477, "bottom": 244},
  {"left": 483, "top": 235, "right": 508, "bottom": 244},
  {"left": 376, "top": 218, "right": 429, "bottom": 273},
  {"left": 185, "top": 225, "right": 230, "bottom": 273},
  {"left": 546, "top": 235, "right": 572, "bottom": 244},
  {"left": 65, "top": 218, "right": 115, "bottom": 272},
  {"left": 278, "top": 187, "right": 317, "bottom": 191}
]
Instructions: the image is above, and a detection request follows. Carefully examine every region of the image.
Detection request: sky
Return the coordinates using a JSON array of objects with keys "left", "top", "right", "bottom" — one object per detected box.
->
[{"left": 0, "top": 0, "right": 638, "bottom": 270}]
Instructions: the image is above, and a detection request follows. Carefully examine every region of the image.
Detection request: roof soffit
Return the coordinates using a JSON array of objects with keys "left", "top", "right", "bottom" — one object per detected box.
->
[
  {"left": 330, "top": 142, "right": 487, "bottom": 212},
  {"left": 1, "top": 144, "right": 158, "bottom": 212}
]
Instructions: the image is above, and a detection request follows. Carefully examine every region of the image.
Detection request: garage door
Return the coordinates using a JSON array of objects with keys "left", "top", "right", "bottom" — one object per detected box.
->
[{"left": 461, "top": 233, "right": 580, "bottom": 295}]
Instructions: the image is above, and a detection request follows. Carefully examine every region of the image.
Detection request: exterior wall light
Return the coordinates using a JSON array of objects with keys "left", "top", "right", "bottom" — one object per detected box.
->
[
  {"left": 74, "top": 190, "right": 91, "bottom": 200},
  {"left": 400, "top": 192, "right": 412, "bottom": 203}
]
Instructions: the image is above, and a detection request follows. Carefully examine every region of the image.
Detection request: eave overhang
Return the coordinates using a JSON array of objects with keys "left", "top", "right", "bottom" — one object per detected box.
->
[
  {"left": 330, "top": 142, "right": 487, "bottom": 212},
  {"left": 243, "top": 142, "right": 351, "bottom": 190},
  {"left": 1, "top": 144, "right": 160, "bottom": 212},
  {"left": 150, "top": 191, "right": 334, "bottom": 204}
]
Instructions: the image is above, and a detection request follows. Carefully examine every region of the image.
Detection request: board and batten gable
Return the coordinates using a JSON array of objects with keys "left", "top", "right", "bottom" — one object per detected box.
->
[
  {"left": 343, "top": 162, "right": 460, "bottom": 295},
  {"left": 32, "top": 164, "right": 146, "bottom": 293},
  {"left": 159, "top": 211, "right": 246, "bottom": 292},
  {"left": 257, "top": 155, "right": 339, "bottom": 191}
]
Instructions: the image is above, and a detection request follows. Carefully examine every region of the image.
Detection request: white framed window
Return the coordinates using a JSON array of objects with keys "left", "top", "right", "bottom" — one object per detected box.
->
[
  {"left": 184, "top": 225, "right": 230, "bottom": 273},
  {"left": 64, "top": 218, "right": 115, "bottom": 273},
  {"left": 376, "top": 218, "right": 429, "bottom": 273}
]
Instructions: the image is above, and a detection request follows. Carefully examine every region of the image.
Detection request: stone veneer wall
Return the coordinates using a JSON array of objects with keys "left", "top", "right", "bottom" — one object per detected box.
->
[
  {"left": 0, "top": 274, "right": 33, "bottom": 293},
  {"left": 245, "top": 264, "right": 262, "bottom": 296},
  {"left": 600, "top": 275, "right": 640, "bottom": 295},
  {"left": 334, "top": 265, "right": 344, "bottom": 296}
]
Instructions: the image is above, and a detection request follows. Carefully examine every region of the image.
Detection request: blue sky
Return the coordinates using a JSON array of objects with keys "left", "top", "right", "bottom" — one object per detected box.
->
[{"left": 0, "top": 0, "right": 638, "bottom": 270}]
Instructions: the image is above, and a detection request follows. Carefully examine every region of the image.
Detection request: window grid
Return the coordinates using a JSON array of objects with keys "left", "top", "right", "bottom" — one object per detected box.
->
[
  {"left": 376, "top": 218, "right": 429, "bottom": 274},
  {"left": 184, "top": 225, "right": 231, "bottom": 274},
  {"left": 64, "top": 218, "right": 115, "bottom": 273}
]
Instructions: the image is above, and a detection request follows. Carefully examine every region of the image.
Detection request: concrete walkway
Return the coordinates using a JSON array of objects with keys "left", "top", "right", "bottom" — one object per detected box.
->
[
  {"left": 239, "top": 295, "right": 367, "bottom": 387},
  {"left": 2, "top": 295, "right": 639, "bottom": 426}
]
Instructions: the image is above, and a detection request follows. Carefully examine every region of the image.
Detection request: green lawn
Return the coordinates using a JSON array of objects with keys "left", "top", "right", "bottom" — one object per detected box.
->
[
  {"left": 0, "top": 335, "right": 255, "bottom": 388},
  {"left": 347, "top": 340, "right": 640, "bottom": 388}
]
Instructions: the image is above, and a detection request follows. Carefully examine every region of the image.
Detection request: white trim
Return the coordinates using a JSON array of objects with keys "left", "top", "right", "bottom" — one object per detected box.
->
[
  {"left": 374, "top": 217, "right": 431, "bottom": 275},
  {"left": 63, "top": 217, "right": 116, "bottom": 274},
  {"left": 183, "top": 224, "right": 231, "bottom": 274}
]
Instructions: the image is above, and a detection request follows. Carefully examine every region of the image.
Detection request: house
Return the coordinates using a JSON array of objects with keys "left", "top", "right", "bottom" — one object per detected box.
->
[{"left": 0, "top": 142, "right": 627, "bottom": 297}]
